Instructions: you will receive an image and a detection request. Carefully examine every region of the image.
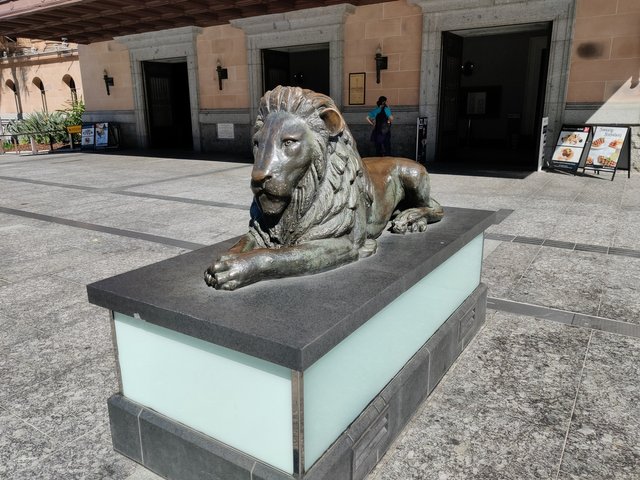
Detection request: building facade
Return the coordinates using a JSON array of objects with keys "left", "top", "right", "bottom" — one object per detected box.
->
[
  {"left": 1, "top": 0, "right": 638, "bottom": 169},
  {"left": 0, "top": 38, "right": 82, "bottom": 128}
]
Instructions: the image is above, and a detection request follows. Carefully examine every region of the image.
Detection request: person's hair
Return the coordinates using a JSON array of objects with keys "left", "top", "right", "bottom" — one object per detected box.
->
[{"left": 376, "top": 96, "right": 387, "bottom": 107}]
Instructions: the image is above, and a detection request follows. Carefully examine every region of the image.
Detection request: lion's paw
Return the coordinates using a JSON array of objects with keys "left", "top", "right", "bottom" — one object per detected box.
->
[
  {"left": 391, "top": 209, "right": 429, "bottom": 234},
  {"left": 204, "top": 268, "right": 216, "bottom": 287},
  {"left": 358, "top": 239, "right": 378, "bottom": 258}
]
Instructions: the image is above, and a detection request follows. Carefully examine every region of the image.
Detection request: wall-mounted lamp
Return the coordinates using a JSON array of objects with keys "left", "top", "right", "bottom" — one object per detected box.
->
[
  {"left": 216, "top": 59, "right": 228, "bottom": 90},
  {"left": 103, "top": 70, "right": 114, "bottom": 95},
  {"left": 461, "top": 61, "right": 475, "bottom": 77},
  {"left": 375, "top": 45, "right": 388, "bottom": 84}
]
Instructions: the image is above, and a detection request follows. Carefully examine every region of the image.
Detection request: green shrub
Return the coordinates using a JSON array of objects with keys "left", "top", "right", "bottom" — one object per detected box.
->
[{"left": 6, "top": 100, "right": 85, "bottom": 144}]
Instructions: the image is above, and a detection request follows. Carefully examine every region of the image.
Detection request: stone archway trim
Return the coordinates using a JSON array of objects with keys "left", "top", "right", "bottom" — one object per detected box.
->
[
  {"left": 409, "top": 0, "right": 575, "bottom": 164},
  {"left": 231, "top": 4, "right": 355, "bottom": 120},
  {"left": 115, "top": 26, "right": 202, "bottom": 151}
]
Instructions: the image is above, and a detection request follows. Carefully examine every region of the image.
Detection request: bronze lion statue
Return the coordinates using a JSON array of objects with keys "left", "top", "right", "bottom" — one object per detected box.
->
[{"left": 204, "top": 86, "right": 443, "bottom": 290}]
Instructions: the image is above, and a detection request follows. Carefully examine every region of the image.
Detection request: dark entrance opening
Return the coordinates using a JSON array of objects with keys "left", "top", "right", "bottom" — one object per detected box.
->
[
  {"left": 437, "top": 23, "right": 551, "bottom": 171},
  {"left": 143, "top": 60, "right": 192, "bottom": 149},
  {"left": 262, "top": 44, "right": 330, "bottom": 95}
]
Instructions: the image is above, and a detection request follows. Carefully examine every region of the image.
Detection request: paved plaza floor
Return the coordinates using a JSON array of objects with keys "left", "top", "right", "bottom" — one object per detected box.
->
[{"left": 1, "top": 149, "right": 639, "bottom": 479}]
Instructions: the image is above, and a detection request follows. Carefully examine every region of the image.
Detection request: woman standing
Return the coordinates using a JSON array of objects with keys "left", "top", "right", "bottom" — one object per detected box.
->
[{"left": 366, "top": 96, "right": 394, "bottom": 156}]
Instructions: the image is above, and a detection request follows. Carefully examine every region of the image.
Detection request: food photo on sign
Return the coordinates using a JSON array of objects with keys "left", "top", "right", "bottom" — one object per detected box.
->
[
  {"left": 551, "top": 145, "right": 580, "bottom": 164},
  {"left": 550, "top": 125, "right": 591, "bottom": 169},
  {"left": 559, "top": 130, "right": 589, "bottom": 146},
  {"left": 586, "top": 126, "right": 627, "bottom": 170}
]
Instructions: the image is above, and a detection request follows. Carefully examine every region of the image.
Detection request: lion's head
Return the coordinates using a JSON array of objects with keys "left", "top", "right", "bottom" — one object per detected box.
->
[{"left": 248, "top": 86, "right": 371, "bottom": 249}]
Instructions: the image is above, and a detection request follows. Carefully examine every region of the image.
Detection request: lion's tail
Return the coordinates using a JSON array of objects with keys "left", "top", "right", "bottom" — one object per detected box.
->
[{"left": 425, "top": 198, "right": 444, "bottom": 223}]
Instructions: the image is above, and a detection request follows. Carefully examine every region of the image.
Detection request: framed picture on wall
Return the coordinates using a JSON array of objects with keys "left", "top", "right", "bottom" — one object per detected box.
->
[
  {"left": 349, "top": 72, "right": 366, "bottom": 105},
  {"left": 460, "top": 86, "right": 501, "bottom": 118}
]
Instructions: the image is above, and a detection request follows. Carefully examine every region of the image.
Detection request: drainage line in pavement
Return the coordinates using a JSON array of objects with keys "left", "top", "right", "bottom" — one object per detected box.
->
[
  {"left": 485, "top": 232, "right": 640, "bottom": 258},
  {"left": 0, "top": 206, "right": 207, "bottom": 251},
  {"left": 488, "top": 296, "right": 640, "bottom": 339}
]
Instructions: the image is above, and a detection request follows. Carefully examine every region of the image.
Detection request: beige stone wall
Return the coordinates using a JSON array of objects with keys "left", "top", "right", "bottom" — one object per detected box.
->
[
  {"left": 0, "top": 54, "right": 82, "bottom": 117},
  {"left": 77, "top": 41, "right": 133, "bottom": 111},
  {"left": 568, "top": 0, "right": 640, "bottom": 105},
  {"left": 344, "top": 1, "right": 422, "bottom": 108},
  {"left": 197, "top": 24, "right": 249, "bottom": 109}
]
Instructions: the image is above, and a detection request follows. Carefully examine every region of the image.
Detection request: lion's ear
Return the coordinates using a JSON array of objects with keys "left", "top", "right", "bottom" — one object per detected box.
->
[{"left": 320, "top": 108, "right": 345, "bottom": 136}]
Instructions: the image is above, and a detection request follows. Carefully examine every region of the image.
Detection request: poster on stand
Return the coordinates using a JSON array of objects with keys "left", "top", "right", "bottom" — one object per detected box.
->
[
  {"left": 95, "top": 123, "right": 109, "bottom": 147},
  {"left": 550, "top": 125, "right": 591, "bottom": 171},
  {"left": 584, "top": 126, "right": 628, "bottom": 171},
  {"left": 81, "top": 124, "right": 95, "bottom": 148}
]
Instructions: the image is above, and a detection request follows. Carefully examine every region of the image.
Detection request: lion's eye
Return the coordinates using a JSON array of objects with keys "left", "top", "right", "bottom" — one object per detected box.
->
[{"left": 282, "top": 139, "right": 297, "bottom": 148}]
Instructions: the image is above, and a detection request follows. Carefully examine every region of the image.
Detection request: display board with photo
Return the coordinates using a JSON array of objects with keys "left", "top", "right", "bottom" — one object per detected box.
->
[
  {"left": 584, "top": 126, "right": 628, "bottom": 171},
  {"left": 81, "top": 124, "right": 95, "bottom": 148},
  {"left": 550, "top": 125, "right": 591, "bottom": 171},
  {"left": 95, "top": 123, "right": 109, "bottom": 147}
]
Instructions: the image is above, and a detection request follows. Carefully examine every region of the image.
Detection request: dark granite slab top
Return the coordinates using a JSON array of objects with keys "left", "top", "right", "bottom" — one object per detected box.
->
[{"left": 87, "top": 207, "right": 495, "bottom": 371}]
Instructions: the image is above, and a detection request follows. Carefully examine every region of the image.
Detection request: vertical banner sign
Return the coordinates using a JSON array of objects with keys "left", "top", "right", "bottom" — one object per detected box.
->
[
  {"left": 584, "top": 126, "right": 629, "bottom": 177},
  {"left": 550, "top": 125, "right": 591, "bottom": 172},
  {"left": 416, "top": 117, "right": 428, "bottom": 165},
  {"left": 81, "top": 123, "right": 95, "bottom": 148},
  {"left": 95, "top": 123, "right": 109, "bottom": 147},
  {"left": 538, "top": 117, "right": 548, "bottom": 171}
]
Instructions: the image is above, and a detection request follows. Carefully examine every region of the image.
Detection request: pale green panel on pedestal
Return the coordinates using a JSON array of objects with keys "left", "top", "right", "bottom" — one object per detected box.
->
[
  {"left": 304, "top": 234, "right": 484, "bottom": 469},
  {"left": 114, "top": 313, "right": 294, "bottom": 474}
]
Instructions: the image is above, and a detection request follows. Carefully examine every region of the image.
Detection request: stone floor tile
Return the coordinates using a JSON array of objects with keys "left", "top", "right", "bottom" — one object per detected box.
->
[
  {"left": 15, "top": 421, "right": 138, "bottom": 480},
  {"left": 481, "top": 241, "right": 541, "bottom": 298},
  {"left": 0, "top": 314, "right": 49, "bottom": 351},
  {"left": 597, "top": 255, "right": 640, "bottom": 324},
  {"left": 557, "top": 331, "right": 640, "bottom": 480},
  {"left": 441, "top": 311, "right": 590, "bottom": 428},
  {"left": 0, "top": 315, "right": 112, "bottom": 403},
  {"left": 611, "top": 210, "right": 640, "bottom": 250},
  {"left": 368, "top": 311, "right": 589, "bottom": 480},
  {"left": 50, "top": 246, "right": 184, "bottom": 285},
  {"left": 125, "top": 465, "right": 165, "bottom": 480},
  {"left": 508, "top": 248, "right": 609, "bottom": 316},
  {"left": 486, "top": 206, "right": 561, "bottom": 238},
  {"left": 0, "top": 276, "right": 88, "bottom": 323},
  {"left": 550, "top": 208, "right": 620, "bottom": 247},
  {"left": 482, "top": 239, "right": 502, "bottom": 259},
  {"left": 1, "top": 355, "right": 118, "bottom": 444},
  {"left": 0, "top": 247, "right": 106, "bottom": 283},
  {"left": 370, "top": 400, "right": 564, "bottom": 480},
  {"left": 0, "top": 410, "right": 55, "bottom": 478}
]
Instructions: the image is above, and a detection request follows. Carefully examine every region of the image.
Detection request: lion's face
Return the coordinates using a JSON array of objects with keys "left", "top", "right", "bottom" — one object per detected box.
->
[{"left": 251, "top": 111, "right": 323, "bottom": 216}]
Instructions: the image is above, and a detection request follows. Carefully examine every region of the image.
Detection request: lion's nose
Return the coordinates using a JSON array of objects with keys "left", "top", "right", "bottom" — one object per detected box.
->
[{"left": 251, "top": 169, "right": 272, "bottom": 188}]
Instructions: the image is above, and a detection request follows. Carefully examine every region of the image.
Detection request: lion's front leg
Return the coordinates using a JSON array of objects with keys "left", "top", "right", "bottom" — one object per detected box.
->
[
  {"left": 204, "top": 234, "right": 257, "bottom": 288},
  {"left": 206, "top": 250, "right": 271, "bottom": 291},
  {"left": 205, "top": 238, "right": 359, "bottom": 291}
]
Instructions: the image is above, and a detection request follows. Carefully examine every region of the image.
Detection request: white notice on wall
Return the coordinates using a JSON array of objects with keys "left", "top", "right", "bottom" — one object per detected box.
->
[{"left": 217, "top": 123, "right": 235, "bottom": 140}]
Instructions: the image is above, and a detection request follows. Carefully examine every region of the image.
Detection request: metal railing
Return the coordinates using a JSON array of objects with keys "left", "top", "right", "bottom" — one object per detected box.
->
[{"left": 0, "top": 129, "right": 79, "bottom": 155}]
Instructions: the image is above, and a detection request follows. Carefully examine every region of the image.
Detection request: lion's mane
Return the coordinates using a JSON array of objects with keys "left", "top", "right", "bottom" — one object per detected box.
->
[{"left": 248, "top": 86, "right": 372, "bottom": 250}]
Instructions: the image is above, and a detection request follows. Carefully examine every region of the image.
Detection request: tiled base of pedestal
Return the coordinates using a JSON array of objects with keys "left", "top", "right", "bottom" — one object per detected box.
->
[{"left": 108, "top": 284, "right": 487, "bottom": 480}]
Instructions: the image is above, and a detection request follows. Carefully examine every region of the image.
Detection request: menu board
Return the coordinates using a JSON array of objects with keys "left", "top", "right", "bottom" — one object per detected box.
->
[
  {"left": 81, "top": 124, "right": 95, "bottom": 147},
  {"left": 550, "top": 125, "right": 591, "bottom": 170},
  {"left": 584, "top": 126, "right": 628, "bottom": 171},
  {"left": 95, "top": 123, "right": 109, "bottom": 147}
]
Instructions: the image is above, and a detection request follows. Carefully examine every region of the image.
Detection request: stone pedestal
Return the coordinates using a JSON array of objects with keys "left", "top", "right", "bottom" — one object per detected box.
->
[{"left": 87, "top": 207, "right": 495, "bottom": 480}]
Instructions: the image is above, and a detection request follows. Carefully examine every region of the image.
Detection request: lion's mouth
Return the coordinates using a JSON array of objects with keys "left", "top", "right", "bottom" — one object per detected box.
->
[{"left": 255, "top": 190, "right": 290, "bottom": 214}]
